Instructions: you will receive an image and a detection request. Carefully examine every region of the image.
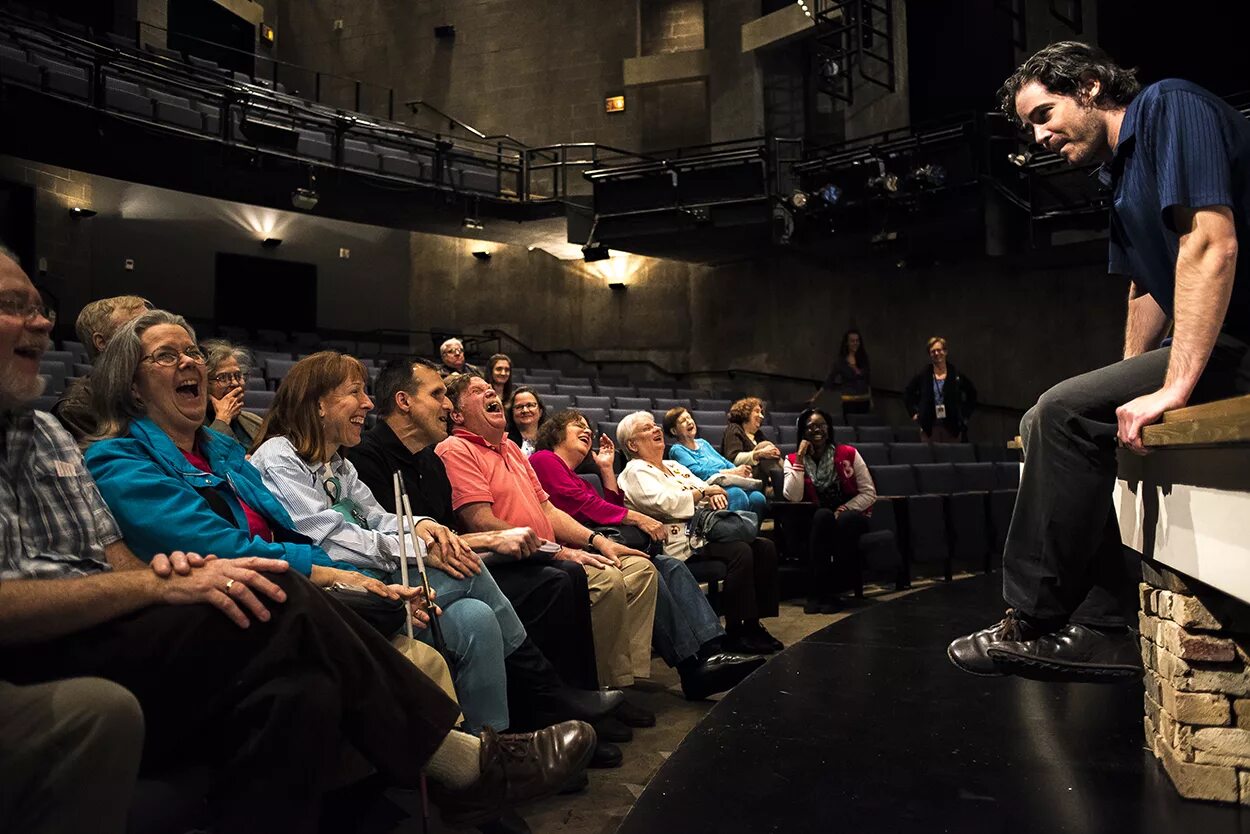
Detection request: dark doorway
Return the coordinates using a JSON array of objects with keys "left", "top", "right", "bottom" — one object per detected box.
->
[
  {"left": 168, "top": 0, "right": 255, "bottom": 76},
  {"left": 215, "top": 253, "right": 316, "bottom": 334}
]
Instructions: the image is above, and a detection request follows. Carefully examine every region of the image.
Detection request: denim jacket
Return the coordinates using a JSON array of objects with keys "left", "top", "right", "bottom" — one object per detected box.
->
[{"left": 84, "top": 417, "right": 326, "bottom": 575}]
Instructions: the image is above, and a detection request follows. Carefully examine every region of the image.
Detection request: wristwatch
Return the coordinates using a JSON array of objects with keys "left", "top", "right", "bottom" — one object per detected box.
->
[{"left": 587, "top": 531, "right": 602, "bottom": 550}]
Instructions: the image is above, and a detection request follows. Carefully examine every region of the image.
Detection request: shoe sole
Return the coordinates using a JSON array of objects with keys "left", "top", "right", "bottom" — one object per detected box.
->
[
  {"left": 988, "top": 649, "right": 1142, "bottom": 682},
  {"left": 946, "top": 644, "right": 1007, "bottom": 677}
]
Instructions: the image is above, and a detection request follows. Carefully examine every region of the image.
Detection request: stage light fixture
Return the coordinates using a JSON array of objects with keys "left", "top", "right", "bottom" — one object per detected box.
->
[
  {"left": 790, "top": 190, "right": 809, "bottom": 209},
  {"left": 819, "top": 57, "right": 841, "bottom": 84},
  {"left": 582, "top": 244, "right": 610, "bottom": 262},
  {"left": 68, "top": 207, "right": 97, "bottom": 218},
  {"left": 472, "top": 250, "right": 491, "bottom": 261},
  {"left": 910, "top": 163, "right": 947, "bottom": 188},
  {"left": 291, "top": 188, "right": 319, "bottom": 210},
  {"left": 462, "top": 217, "right": 484, "bottom": 231},
  {"left": 260, "top": 23, "right": 275, "bottom": 44},
  {"left": 1007, "top": 151, "right": 1032, "bottom": 168},
  {"left": 818, "top": 183, "right": 842, "bottom": 206}
]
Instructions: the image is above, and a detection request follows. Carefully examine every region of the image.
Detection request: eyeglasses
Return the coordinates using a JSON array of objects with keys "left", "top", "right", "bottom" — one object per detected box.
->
[
  {"left": 444, "top": 347, "right": 464, "bottom": 356},
  {"left": 0, "top": 295, "right": 56, "bottom": 326},
  {"left": 513, "top": 402, "right": 539, "bottom": 412},
  {"left": 210, "top": 371, "right": 245, "bottom": 384},
  {"left": 142, "top": 345, "right": 207, "bottom": 367}
]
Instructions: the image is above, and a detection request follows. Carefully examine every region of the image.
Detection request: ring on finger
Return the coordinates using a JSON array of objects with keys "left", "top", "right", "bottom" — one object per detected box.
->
[{"left": 224, "top": 578, "right": 236, "bottom": 593}]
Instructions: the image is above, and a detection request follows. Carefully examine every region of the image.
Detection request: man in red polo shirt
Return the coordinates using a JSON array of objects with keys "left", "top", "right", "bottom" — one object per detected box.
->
[{"left": 436, "top": 375, "right": 659, "bottom": 719}]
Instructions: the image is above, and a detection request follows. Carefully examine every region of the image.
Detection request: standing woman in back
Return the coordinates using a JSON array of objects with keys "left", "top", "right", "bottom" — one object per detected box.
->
[
  {"left": 813, "top": 329, "right": 872, "bottom": 416},
  {"left": 903, "top": 336, "right": 978, "bottom": 442}
]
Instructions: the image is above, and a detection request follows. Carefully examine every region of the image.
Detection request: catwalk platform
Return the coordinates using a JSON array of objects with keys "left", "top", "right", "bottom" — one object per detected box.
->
[{"left": 618, "top": 574, "right": 1249, "bottom": 834}]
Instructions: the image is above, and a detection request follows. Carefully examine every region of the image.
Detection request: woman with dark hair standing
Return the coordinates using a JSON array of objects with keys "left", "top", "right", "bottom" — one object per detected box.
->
[
  {"left": 487, "top": 353, "right": 515, "bottom": 403},
  {"left": 812, "top": 330, "right": 872, "bottom": 415},
  {"left": 506, "top": 386, "right": 547, "bottom": 456},
  {"left": 903, "top": 336, "right": 978, "bottom": 442},
  {"left": 782, "top": 408, "right": 877, "bottom": 613}
]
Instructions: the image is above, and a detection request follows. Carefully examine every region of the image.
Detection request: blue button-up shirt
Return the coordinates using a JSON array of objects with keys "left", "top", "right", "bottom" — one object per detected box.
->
[{"left": 1100, "top": 79, "right": 1250, "bottom": 344}]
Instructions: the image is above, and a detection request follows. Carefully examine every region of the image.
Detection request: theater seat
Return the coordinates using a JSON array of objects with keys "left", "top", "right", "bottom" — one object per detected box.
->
[
  {"left": 544, "top": 394, "right": 572, "bottom": 412},
  {"left": 889, "top": 443, "right": 934, "bottom": 465},
  {"left": 614, "top": 396, "right": 653, "bottom": 410},
  {"left": 556, "top": 384, "right": 594, "bottom": 396},
  {"left": 933, "top": 444, "right": 976, "bottom": 464},
  {"left": 989, "top": 462, "right": 1020, "bottom": 556},
  {"left": 573, "top": 395, "right": 611, "bottom": 410},
  {"left": 856, "top": 426, "right": 894, "bottom": 444},
  {"left": 854, "top": 443, "right": 888, "bottom": 467},
  {"left": 832, "top": 426, "right": 856, "bottom": 446},
  {"left": 637, "top": 386, "right": 675, "bottom": 400},
  {"left": 245, "top": 390, "right": 277, "bottom": 413}
]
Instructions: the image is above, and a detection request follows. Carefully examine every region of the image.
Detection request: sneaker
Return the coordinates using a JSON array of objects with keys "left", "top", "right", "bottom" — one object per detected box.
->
[{"left": 947, "top": 609, "right": 1047, "bottom": 676}]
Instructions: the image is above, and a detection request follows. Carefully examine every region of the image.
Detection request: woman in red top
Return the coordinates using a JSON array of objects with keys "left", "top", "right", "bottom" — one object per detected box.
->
[{"left": 782, "top": 408, "right": 877, "bottom": 614}]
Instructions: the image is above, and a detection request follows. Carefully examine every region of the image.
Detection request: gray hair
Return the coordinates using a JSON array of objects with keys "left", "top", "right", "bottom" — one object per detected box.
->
[
  {"left": 616, "top": 410, "right": 655, "bottom": 460},
  {"left": 90, "top": 309, "right": 197, "bottom": 441},
  {"left": 440, "top": 337, "right": 463, "bottom": 355},
  {"left": 201, "top": 338, "right": 253, "bottom": 378}
]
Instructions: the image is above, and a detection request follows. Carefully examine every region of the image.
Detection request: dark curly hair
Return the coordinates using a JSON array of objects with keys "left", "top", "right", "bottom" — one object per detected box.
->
[
  {"left": 727, "top": 397, "right": 764, "bottom": 425},
  {"left": 998, "top": 41, "right": 1140, "bottom": 125},
  {"left": 535, "top": 409, "right": 591, "bottom": 453}
]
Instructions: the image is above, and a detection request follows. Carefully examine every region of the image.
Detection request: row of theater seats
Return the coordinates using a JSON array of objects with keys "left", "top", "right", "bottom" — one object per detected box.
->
[{"left": 0, "top": 12, "right": 510, "bottom": 197}]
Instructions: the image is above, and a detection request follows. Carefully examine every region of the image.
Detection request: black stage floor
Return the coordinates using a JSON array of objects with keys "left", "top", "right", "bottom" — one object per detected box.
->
[{"left": 618, "top": 574, "right": 1250, "bottom": 834}]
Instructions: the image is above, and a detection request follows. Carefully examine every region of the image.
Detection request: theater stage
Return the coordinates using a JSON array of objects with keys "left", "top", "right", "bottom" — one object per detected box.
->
[{"left": 618, "top": 573, "right": 1248, "bottom": 834}]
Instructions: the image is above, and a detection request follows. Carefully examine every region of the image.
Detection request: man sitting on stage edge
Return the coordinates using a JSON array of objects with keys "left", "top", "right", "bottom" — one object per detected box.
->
[{"left": 949, "top": 42, "right": 1250, "bottom": 680}]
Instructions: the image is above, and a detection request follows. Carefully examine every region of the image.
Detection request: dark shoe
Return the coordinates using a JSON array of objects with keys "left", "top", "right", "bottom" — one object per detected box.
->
[
  {"left": 987, "top": 623, "right": 1143, "bottom": 681},
  {"left": 804, "top": 597, "right": 824, "bottom": 614},
  {"left": 593, "top": 716, "right": 632, "bottom": 743},
  {"left": 947, "top": 609, "right": 1047, "bottom": 677},
  {"left": 819, "top": 597, "right": 843, "bottom": 615},
  {"left": 432, "top": 721, "right": 596, "bottom": 826},
  {"left": 722, "top": 633, "right": 775, "bottom": 655},
  {"left": 534, "top": 686, "right": 625, "bottom": 726},
  {"left": 614, "top": 698, "right": 656, "bottom": 728},
  {"left": 477, "top": 808, "right": 532, "bottom": 834},
  {"left": 589, "top": 739, "right": 622, "bottom": 769},
  {"left": 680, "top": 652, "right": 767, "bottom": 700},
  {"left": 559, "top": 770, "right": 589, "bottom": 794},
  {"left": 747, "top": 622, "right": 784, "bottom": 653}
]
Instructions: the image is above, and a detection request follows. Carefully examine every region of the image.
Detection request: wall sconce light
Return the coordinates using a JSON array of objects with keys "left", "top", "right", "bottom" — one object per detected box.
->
[
  {"left": 472, "top": 250, "right": 491, "bottom": 261},
  {"left": 69, "top": 207, "right": 97, "bottom": 218},
  {"left": 262, "top": 238, "right": 283, "bottom": 248},
  {"left": 582, "top": 243, "right": 610, "bottom": 262},
  {"left": 260, "top": 23, "right": 275, "bottom": 44},
  {"left": 605, "top": 95, "right": 625, "bottom": 113},
  {"left": 608, "top": 281, "right": 626, "bottom": 291}
]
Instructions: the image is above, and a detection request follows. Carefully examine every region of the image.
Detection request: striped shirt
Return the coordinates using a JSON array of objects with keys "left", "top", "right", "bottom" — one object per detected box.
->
[
  {"left": 248, "top": 435, "right": 433, "bottom": 577},
  {"left": 0, "top": 408, "right": 120, "bottom": 580}
]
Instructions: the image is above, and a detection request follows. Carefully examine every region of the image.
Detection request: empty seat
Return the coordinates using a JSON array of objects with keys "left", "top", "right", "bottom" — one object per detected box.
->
[
  {"left": 253, "top": 349, "right": 293, "bottom": 365},
  {"left": 524, "top": 381, "right": 555, "bottom": 395},
  {"left": 614, "top": 396, "right": 653, "bottom": 410},
  {"left": 893, "top": 425, "right": 923, "bottom": 443},
  {"left": 868, "top": 465, "right": 916, "bottom": 498},
  {"left": 297, "top": 129, "right": 333, "bottom": 161},
  {"left": 60, "top": 340, "right": 88, "bottom": 362},
  {"left": 341, "top": 138, "right": 379, "bottom": 170},
  {"left": 572, "top": 395, "right": 611, "bottom": 410},
  {"left": 245, "top": 376, "right": 268, "bottom": 391},
  {"left": 526, "top": 368, "right": 562, "bottom": 379},
  {"left": 846, "top": 413, "right": 886, "bottom": 427},
  {"left": 993, "top": 462, "right": 1020, "bottom": 490},
  {"left": 757, "top": 425, "right": 778, "bottom": 444},
  {"left": 933, "top": 444, "right": 976, "bottom": 464},
  {"left": 322, "top": 339, "right": 356, "bottom": 354},
  {"left": 103, "top": 74, "right": 150, "bottom": 115},
  {"left": 976, "top": 443, "right": 1012, "bottom": 463},
  {"left": 890, "top": 443, "right": 934, "bottom": 465},
  {"left": 255, "top": 328, "right": 287, "bottom": 345},
  {"left": 264, "top": 358, "right": 297, "bottom": 386},
  {"left": 562, "top": 376, "right": 593, "bottom": 388},
  {"left": 689, "top": 410, "right": 726, "bottom": 427},
  {"left": 244, "top": 390, "right": 277, "bottom": 413},
  {"left": 543, "top": 394, "right": 572, "bottom": 412},
  {"left": 693, "top": 398, "right": 731, "bottom": 412},
  {"left": 377, "top": 147, "right": 425, "bottom": 179},
  {"left": 555, "top": 384, "right": 594, "bottom": 396},
  {"left": 578, "top": 407, "right": 609, "bottom": 426},
  {"left": 35, "top": 56, "right": 89, "bottom": 98},
  {"left": 0, "top": 43, "right": 43, "bottom": 88},
  {"left": 41, "top": 349, "right": 74, "bottom": 372},
  {"left": 598, "top": 421, "right": 621, "bottom": 446},
  {"left": 913, "top": 463, "right": 957, "bottom": 495},
  {"left": 955, "top": 463, "right": 998, "bottom": 493},
  {"left": 860, "top": 499, "right": 906, "bottom": 589},
  {"left": 608, "top": 407, "right": 637, "bottom": 422},
  {"left": 147, "top": 86, "right": 202, "bottom": 130},
  {"left": 596, "top": 384, "right": 637, "bottom": 398},
  {"left": 777, "top": 425, "right": 799, "bottom": 450},
  {"left": 832, "top": 426, "right": 856, "bottom": 445},
  {"left": 674, "top": 388, "right": 701, "bottom": 400},
  {"left": 855, "top": 443, "right": 889, "bottom": 467},
  {"left": 38, "top": 360, "right": 67, "bottom": 392},
  {"left": 856, "top": 426, "right": 894, "bottom": 444},
  {"left": 637, "top": 386, "right": 675, "bottom": 400},
  {"left": 72, "top": 362, "right": 92, "bottom": 377}
]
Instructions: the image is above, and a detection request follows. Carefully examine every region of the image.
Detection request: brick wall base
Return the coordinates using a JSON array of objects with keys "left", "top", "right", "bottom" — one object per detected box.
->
[{"left": 1140, "top": 560, "right": 1250, "bottom": 804}]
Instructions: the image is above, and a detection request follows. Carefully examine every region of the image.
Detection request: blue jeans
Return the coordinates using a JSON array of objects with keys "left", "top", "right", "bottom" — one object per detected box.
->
[
  {"left": 389, "top": 565, "right": 527, "bottom": 732},
  {"left": 650, "top": 554, "right": 725, "bottom": 666},
  {"left": 725, "top": 487, "right": 767, "bottom": 517}
]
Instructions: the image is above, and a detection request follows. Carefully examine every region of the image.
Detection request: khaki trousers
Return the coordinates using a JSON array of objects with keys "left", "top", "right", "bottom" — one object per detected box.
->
[
  {"left": 584, "top": 555, "right": 659, "bottom": 687},
  {"left": 391, "top": 634, "right": 463, "bottom": 724}
]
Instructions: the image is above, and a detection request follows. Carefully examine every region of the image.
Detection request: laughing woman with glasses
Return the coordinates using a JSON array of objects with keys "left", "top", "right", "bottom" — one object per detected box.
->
[
  {"left": 505, "top": 386, "right": 547, "bottom": 457},
  {"left": 201, "top": 339, "right": 263, "bottom": 447}
]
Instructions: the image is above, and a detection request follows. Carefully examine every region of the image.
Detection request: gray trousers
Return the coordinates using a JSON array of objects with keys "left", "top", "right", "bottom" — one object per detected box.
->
[
  {"left": 0, "top": 677, "right": 144, "bottom": 834},
  {"left": 1002, "top": 336, "right": 1249, "bottom": 627}
]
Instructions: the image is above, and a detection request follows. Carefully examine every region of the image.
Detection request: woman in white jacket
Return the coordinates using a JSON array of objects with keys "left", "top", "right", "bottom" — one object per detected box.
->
[{"left": 616, "top": 411, "right": 782, "bottom": 656}]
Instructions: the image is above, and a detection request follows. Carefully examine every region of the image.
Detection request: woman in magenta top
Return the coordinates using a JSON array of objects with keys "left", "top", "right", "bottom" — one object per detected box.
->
[{"left": 528, "top": 411, "right": 666, "bottom": 541}]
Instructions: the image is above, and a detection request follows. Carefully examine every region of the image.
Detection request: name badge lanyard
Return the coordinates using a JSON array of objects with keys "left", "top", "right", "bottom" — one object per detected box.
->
[{"left": 933, "top": 376, "right": 947, "bottom": 420}]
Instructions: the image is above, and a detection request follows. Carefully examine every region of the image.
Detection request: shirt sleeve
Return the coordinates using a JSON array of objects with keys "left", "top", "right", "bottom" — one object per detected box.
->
[
  {"left": 436, "top": 438, "right": 496, "bottom": 510},
  {"left": 41, "top": 416, "right": 123, "bottom": 548},
  {"left": 1149, "top": 90, "right": 1235, "bottom": 227},
  {"left": 781, "top": 454, "right": 805, "bottom": 502},
  {"left": 619, "top": 462, "right": 698, "bottom": 520},
  {"left": 251, "top": 447, "right": 409, "bottom": 573},
  {"left": 530, "top": 452, "right": 628, "bottom": 526},
  {"left": 840, "top": 452, "right": 877, "bottom": 514}
]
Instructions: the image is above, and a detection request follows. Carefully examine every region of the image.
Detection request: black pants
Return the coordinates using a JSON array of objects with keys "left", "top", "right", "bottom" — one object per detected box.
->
[
  {"left": 807, "top": 507, "right": 870, "bottom": 597},
  {"left": 0, "top": 572, "right": 460, "bottom": 834},
  {"left": 1002, "top": 336, "right": 1250, "bottom": 627},
  {"left": 688, "top": 537, "right": 779, "bottom": 623},
  {"left": 489, "top": 556, "right": 600, "bottom": 691}
]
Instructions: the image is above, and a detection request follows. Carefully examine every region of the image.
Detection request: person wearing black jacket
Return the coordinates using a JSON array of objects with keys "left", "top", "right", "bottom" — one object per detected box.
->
[{"left": 903, "top": 337, "right": 978, "bottom": 442}]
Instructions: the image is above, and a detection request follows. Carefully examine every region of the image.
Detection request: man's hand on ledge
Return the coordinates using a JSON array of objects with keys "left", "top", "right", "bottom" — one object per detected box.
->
[{"left": 1116, "top": 386, "right": 1191, "bottom": 455}]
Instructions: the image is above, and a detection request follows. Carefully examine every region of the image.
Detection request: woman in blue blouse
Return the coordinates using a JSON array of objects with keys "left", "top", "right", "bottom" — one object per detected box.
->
[{"left": 663, "top": 407, "right": 767, "bottom": 517}]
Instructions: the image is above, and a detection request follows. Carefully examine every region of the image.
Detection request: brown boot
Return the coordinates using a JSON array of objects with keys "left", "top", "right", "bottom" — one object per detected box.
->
[{"left": 432, "top": 721, "right": 596, "bottom": 827}]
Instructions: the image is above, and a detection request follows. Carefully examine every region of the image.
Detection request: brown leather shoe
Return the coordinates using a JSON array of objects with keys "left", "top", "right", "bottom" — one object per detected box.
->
[{"left": 433, "top": 721, "right": 596, "bottom": 827}]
